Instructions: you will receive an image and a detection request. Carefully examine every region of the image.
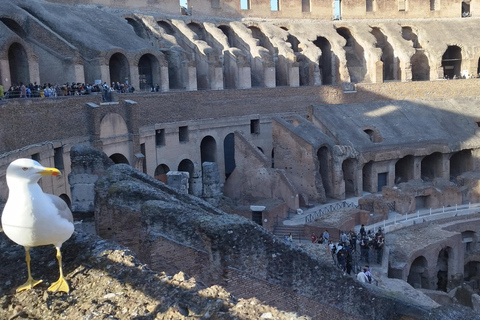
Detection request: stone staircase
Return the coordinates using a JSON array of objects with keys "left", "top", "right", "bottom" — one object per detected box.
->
[{"left": 272, "top": 224, "right": 306, "bottom": 242}]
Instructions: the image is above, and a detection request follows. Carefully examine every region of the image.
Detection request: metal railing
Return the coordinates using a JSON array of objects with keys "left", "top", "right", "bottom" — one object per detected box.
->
[{"left": 305, "top": 201, "right": 358, "bottom": 223}]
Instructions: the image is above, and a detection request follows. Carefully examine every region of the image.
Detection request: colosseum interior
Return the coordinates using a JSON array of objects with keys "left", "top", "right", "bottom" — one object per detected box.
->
[{"left": 3, "top": 0, "right": 480, "bottom": 318}]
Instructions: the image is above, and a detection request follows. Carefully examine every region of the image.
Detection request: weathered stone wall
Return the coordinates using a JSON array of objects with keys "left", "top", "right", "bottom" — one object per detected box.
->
[
  {"left": 44, "top": 0, "right": 473, "bottom": 20},
  {"left": 93, "top": 163, "right": 438, "bottom": 319}
]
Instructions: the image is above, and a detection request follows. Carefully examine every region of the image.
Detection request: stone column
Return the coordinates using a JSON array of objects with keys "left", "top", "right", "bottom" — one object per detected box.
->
[
  {"left": 160, "top": 66, "right": 169, "bottom": 92},
  {"left": 186, "top": 61, "right": 197, "bottom": 91},
  {"left": 264, "top": 65, "right": 276, "bottom": 88},
  {"left": 441, "top": 153, "right": 450, "bottom": 180},
  {"left": 413, "top": 156, "right": 422, "bottom": 180},
  {"left": 0, "top": 59, "right": 11, "bottom": 89},
  {"left": 289, "top": 63, "right": 300, "bottom": 87}
]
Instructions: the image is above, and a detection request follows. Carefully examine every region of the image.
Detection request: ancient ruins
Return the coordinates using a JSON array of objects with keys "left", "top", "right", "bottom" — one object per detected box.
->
[{"left": 2, "top": 0, "right": 480, "bottom": 317}]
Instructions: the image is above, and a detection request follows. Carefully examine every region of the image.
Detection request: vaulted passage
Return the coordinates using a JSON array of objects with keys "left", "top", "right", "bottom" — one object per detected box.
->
[
  {"left": 178, "top": 159, "right": 195, "bottom": 194},
  {"left": 395, "top": 155, "right": 415, "bottom": 184},
  {"left": 450, "top": 149, "right": 472, "bottom": 181},
  {"left": 318, "top": 146, "right": 333, "bottom": 197},
  {"left": 370, "top": 27, "right": 397, "bottom": 82},
  {"left": 437, "top": 247, "right": 452, "bottom": 292},
  {"left": 224, "top": 133, "right": 235, "bottom": 179},
  {"left": 8, "top": 43, "right": 29, "bottom": 86},
  {"left": 336, "top": 27, "right": 365, "bottom": 83},
  {"left": 110, "top": 153, "right": 129, "bottom": 164},
  {"left": 442, "top": 46, "right": 462, "bottom": 79},
  {"left": 201, "top": 136, "right": 217, "bottom": 163},
  {"left": 408, "top": 256, "right": 429, "bottom": 289},
  {"left": 421, "top": 152, "right": 443, "bottom": 181},
  {"left": 125, "top": 17, "right": 148, "bottom": 39},
  {"left": 138, "top": 54, "right": 160, "bottom": 91},
  {"left": 154, "top": 164, "right": 170, "bottom": 184},
  {"left": 313, "top": 37, "right": 334, "bottom": 85},
  {"left": 342, "top": 158, "right": 356, "bottom": 197},
  {"left": 109, "top": 53, "right": 130, "bottom": 86},
  {"left": 411, "top": 51, "right": 430, "bottom": 81}
]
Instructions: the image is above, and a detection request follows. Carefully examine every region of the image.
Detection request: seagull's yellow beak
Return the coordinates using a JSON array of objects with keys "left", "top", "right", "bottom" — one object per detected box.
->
[{"left": 39, "top": 167, "right": 61, "bottom": 176}]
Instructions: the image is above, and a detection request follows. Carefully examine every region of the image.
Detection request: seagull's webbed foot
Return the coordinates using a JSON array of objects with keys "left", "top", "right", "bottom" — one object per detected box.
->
[
  {"left": 48, "top": 276, "right": 69, "bottom": 293},
  {"left": 16, "top": 277, "right": 43, "bottom": 292},
  {"left": 48, "top": 246, "right": 69, "bottom": 293}
]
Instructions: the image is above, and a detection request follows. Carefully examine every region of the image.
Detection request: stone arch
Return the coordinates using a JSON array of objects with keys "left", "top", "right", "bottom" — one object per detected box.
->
[
  {"left": 187, "top": 21, "right": 206, "bottom": 41},
  {"left": 223, "top": 133, "right": 235, "bottom": 179},
  {"left": 108, "top": 52, "right": 130, "bottom": 86},
  {"left": 436, "top": 247, "right": 453, "bottom": 292},
  {"left": 342, "top": 158, "right": 356, "bottom": 197},
  {"left": 421, "top": 152, "right": 443, "bottom": 181},
  {"left": 395, "top": 155, "right": 415, "bottom": 184},
  {"left": 124, "top": 17, "right": 148, "bottom": 39},
  {"left": 218, "top": 24, "right": 236, "bottom": 48},
  {"left": 401, "top": 26, "right": 421, "bottom": 49},
  {"left": 450, "top": 149, "right": 472, "bottom": 180},
  {"left": 100, "top": 113, "right": 128, "bottom": 139},
  {"left": 0, "top": 18, "right": 26, "bottom": 38},
  {"left": 178, "top": 158, "right": 195, "bottom": 194},
  {"left": 407, "top": 256, "right": 430, "bottom": 289},
  {"left": 8, "top": 42, "right": 30, "bottom": 86},
  {"left": 370, "top": 27, "right": 396, "bottom": 81},
  {"left": 462, "top": 1, "right": 471, "bottom": 17},
  {"left": 59, "top": 194, "right": 71, "bottom": 209},
  {"left": 201, "top": 136, "right": 217, "bottom": 163},
  {"left": 442, "top": 45, "right": 462, "bottom": 79},
  {"left": 336, "top": 27, "right": 366, "bottom": 83},
  {"left": 154, "top": 163, "right": 170, "bottom": 183},
  {"left": 317, "top": 146, "right": 333, "bottom": 198},
  {"left": 157, "top": 20, "right": 175, "bottom": 35},
  {"left": 362, "top": 126, "right": 382, "bottom": 143},
  {"left": 137, "top": 53, "right": 161, "bottom": 91},
  {"left": 110, "top": 153, "right": 129, "bottom": 164},
  {"left": 411, "top": 51, "right": 430, "bottom": 81},
  {"left": 313, "top": 36, "right": 334, "bottom": 85}
]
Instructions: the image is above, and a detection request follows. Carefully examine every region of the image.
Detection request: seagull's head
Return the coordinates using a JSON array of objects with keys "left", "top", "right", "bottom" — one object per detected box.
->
[{"left": 6, "top": 158, "right": 61, "bottom": 185}]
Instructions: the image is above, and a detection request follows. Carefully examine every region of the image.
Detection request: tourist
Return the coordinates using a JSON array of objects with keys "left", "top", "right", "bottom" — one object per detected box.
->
[
  {"left": 322, "top": 230, "right": 329, "bottom": 243},
  {"left": 357, "top": 268, "right": 368, "bottom": 283},
  {"left": 360, "top": 235, "right": 369, "bottom": 263},
  {"left": 360, "top": 224, "right": 366, "bottom": 237},
  {"left": 375, "top": 236, "right": 385, "bottom": 264},
  {"left": 340, "top": 231, "right": 348, "bottom": 245},
  {"left": 20, "top": 82, "right": 26, "bottom": 98},
  {"left": 364, "top": 265, "right": 372, "bottom": 284},
  {"left": 311, "top": 232, "right": 317, "bottom": 243}
]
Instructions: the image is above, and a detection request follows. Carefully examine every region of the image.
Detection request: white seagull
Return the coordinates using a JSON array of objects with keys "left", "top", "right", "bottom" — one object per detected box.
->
[{"left": 1, "top": 158, "right": 74, "bottom": 293}]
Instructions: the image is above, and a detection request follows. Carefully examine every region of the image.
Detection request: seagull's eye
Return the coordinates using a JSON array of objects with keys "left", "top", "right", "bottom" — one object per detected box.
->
[{"left": 22, "top": 167, "right": 28, "bottom": 171}]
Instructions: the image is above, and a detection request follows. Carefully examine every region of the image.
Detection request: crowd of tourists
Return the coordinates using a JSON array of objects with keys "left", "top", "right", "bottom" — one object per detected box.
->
[
  {"left": 0, "top": 81, "right": 139, "bottom": 100},
  {"left": 310, "top": 225, "right": 385, "bottom": 283}
]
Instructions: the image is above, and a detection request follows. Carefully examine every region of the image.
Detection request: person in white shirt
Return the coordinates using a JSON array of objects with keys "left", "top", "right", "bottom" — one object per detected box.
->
[{"left": 357, "top": 268, "right": 368, "bottom": 283}]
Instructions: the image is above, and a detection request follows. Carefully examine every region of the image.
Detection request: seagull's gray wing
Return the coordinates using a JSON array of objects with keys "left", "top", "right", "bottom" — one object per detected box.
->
[{"left": 46, "top": 194, "right": 74, "bottom": 224}]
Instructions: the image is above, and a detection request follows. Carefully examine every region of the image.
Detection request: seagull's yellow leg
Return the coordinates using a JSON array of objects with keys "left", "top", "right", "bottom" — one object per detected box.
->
[
  {"left": 48, "top": 247, "right": 69, "bottom": 293},
  {"left": 16, "top": 248, "right": 43, "bottom": 292}
]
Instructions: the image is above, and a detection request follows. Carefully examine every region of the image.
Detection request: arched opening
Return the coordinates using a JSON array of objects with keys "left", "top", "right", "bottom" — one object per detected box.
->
[
  {"left": 187, "top": 22, "right": 206, "bottom": 41},
  {"left": 154, "top": 164, "right": 170, "bottom": 184},
  {"left": 421, "top": 152, "right": 443, "bottom": 181},
  {"left": 411, "top": 51, "right": 430, "bottom": 81},
  {"left": 125, "top": 18, "right": 148, "bottom": 39},
  {"left": 437, "top": 247, "right": 452, "bottom": 292},
  {"left": 59, "top": 194, "right": 72, "bottom": 210},
  {"left": 450, "top": 149, "right": 472, "bottom": 181},
  {"left": 370, "top": 27, "right": 396, "bottom": 81},
  {"left": 271, "top": 148, "right": 275, "bottom": 168},
  {"left": 407, "top": 256, "right": 429, "bottom": 289},
  {"left": 318, "top": 146, "right": 333, "bottom": 197},
  {"left": 336, "top": 27, "right": 366, "bottom": 83},
  {"left": 342, "top": 158, "right": 356, "bottom": 197},
  {"left": 395, "top": 155, "right": 415, "bottom": 184},
  {"left": 313, "top": 37, "right": 334, "bottom": 85},
  {"left": 219, "top": 25, "right": 235, "bottom": 48},
  {"left": 178, "top": 159, "right": 195, "bottom": 194},
  {"left": 138, "top": 54, "right": 160, "bottom": 91},
  {"left": 224, "top": 133, "right": 235, "bottom": 179},
  {"left": 401, "top": 26, "right": 421, "bottom": 49},
  {"left": 201, "top": 136, "right": 217, "bottom": 163},
  {"left": 110, "top": 153, "right": 129, "bottom": 164},
  {"left": 157, "top": 21, "right": 175, "bottom": 35},
  {"left": 442, "top": 46, "right": 462, "bottom": 79},
  {"left": 8, "top": 43, "right": 29, "bottom": 86},
  {"left": 0, "top": 18, "right": 26, "bottom": 37},
  {"left": 109, "top": 53, "right": 130, "bottom": 86}
]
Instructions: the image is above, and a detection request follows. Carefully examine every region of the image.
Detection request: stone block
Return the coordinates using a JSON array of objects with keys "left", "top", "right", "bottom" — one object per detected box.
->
[{"left": 167, "top": 171, "right": 190, "bottom": 194}]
